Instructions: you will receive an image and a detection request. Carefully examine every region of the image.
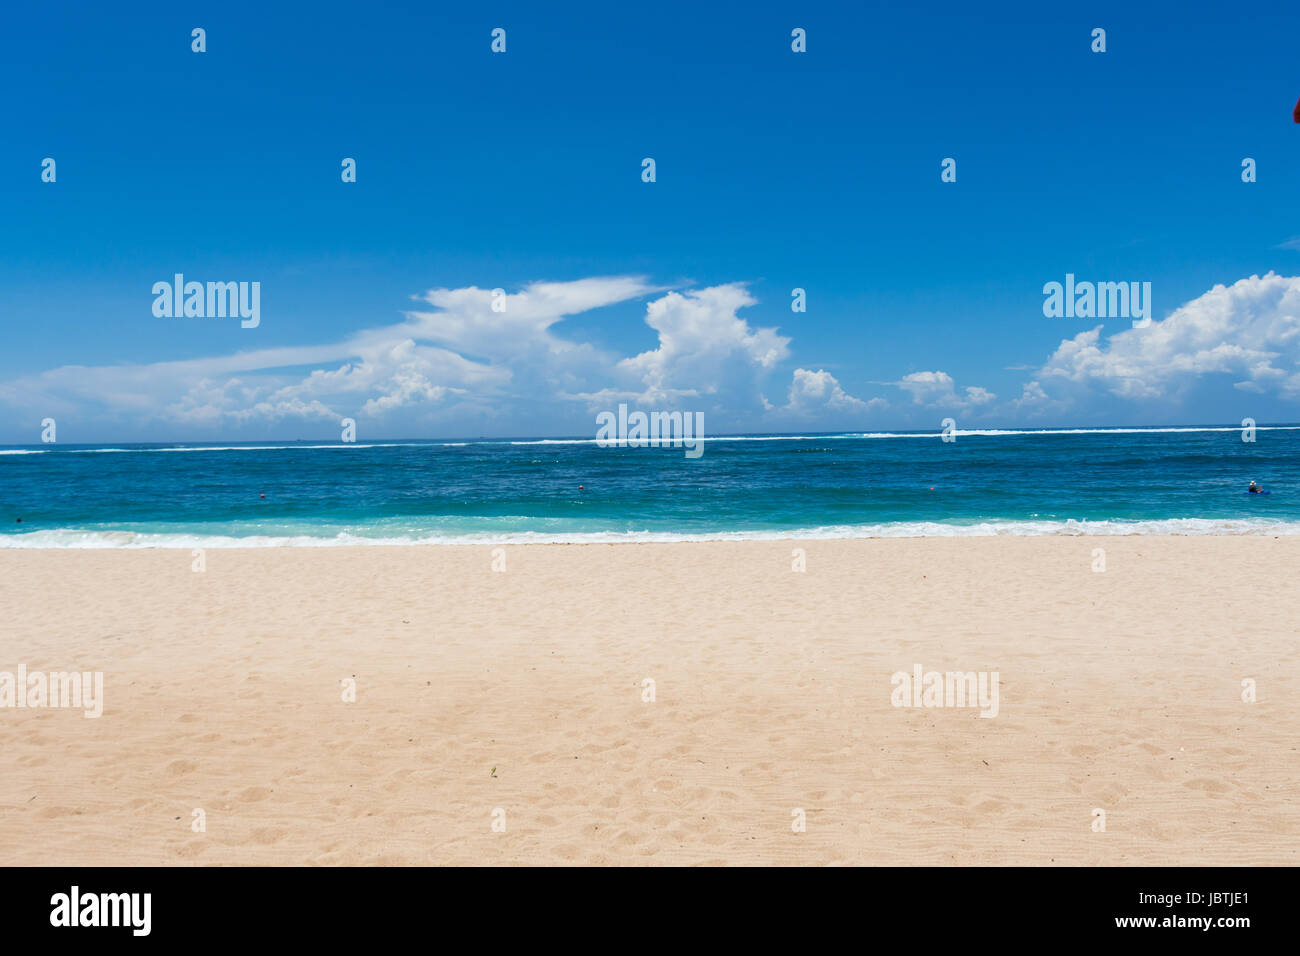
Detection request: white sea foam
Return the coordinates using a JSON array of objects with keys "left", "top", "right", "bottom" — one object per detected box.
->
[
  {"left": 70, "top": 443, "right": 400, "bottom": 453},
  {"left": 511, "top": 426, "right": 1300, "bottom": 444},
  {"left": 3, "top": 425, "right": 1298, "bottom": 456},
  {"left": 4, "top": 518, "right": 1299, "bottom": 549}
]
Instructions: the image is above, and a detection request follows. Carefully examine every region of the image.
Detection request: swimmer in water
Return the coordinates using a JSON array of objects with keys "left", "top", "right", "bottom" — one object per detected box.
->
[{"left": 1248, "top": 480, "right": 1263, "bottom": 494}]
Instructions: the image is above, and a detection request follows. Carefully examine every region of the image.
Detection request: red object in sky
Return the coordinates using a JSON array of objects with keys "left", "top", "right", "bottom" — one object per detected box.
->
[{"left": 1294, "top": 95, "right": 1300, "bottom": 123}]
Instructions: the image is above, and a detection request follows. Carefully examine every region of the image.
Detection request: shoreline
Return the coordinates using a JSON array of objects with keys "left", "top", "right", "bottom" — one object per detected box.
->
[
  {"left": 2, "top": 536, "right": 1297, "bottom": 865},
  {"left": 4, "top": 521, "right": 1300, "bottom": 550}
]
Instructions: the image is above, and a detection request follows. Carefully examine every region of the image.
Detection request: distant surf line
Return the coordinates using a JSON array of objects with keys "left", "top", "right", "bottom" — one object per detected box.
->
[
  {"left": 5, "top": 517, "right": 1300, "bottom": 549},
  {"left": 3, "top": 424, "right": 1300, "bottom": 455}
]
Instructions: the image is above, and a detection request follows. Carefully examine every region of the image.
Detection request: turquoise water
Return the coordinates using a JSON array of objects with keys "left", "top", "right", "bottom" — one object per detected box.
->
[{"left": 1, "top": 427, "right": 1297, "bottom": 546}]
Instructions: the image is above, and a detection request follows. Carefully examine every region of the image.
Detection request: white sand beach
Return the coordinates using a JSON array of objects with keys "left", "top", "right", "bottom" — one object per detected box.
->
[{"left": 1, "top": 536, "right": 1296, "bottom": 865}]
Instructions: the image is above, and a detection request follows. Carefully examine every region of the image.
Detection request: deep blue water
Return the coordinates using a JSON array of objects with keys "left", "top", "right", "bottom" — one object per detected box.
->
[{"left": 1, "top": 427, "right": 1297, "bottom": 546}]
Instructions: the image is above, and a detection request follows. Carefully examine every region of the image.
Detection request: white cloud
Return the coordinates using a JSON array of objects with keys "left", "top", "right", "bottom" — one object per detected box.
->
[
  {"left": 0, "top": 277, "right": 656, "bottom": 432},
  {"left": 404, "top": 277, "right": 658, "bottom": 363},
  {"left": 0, "top": 278, "right": 802, "bottom": 436},
  {"left": 613, "top": 284, "right": 791, "bottom": 405},
  {"left": 15, "top": 271, "right": 1297, "bottom": 439},
  {"left": 891, "top": 370, "right": 996, "bottom": 410},
  {"left": 781, "top": 368, "right": 882, "bottom": 415},
  {"left": 1032, "top": 272, "right": 1300, "bottom": 402}
]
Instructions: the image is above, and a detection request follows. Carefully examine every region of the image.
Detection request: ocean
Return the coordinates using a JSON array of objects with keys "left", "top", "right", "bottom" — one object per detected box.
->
[{"left": 1, "top": 426, "right": 1297, "bottom": 547}]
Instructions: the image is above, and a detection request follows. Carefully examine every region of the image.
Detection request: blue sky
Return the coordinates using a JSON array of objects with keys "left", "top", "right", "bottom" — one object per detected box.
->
[{"left": 2, "top": 0, "right": 1299, "bottom": 442}]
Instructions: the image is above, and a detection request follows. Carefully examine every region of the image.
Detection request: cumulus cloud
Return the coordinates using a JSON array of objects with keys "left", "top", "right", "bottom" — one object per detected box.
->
[
  {"left": 167, "top": 378, "right": 339, "bottom": 426},
  {"left": 780, "top": 368, "right": 883, "bottom": 416},
  {"left": 890, "top": 370, "right": 996, "bottom": 410},
  {"left": 11, "top": 271, "right": 1295, "bottom": 439},
  {"left": 1031, "top": 272, "right": 1300, "bottom": 402},
  {"left": 0, "top": 277, "right": 804, "bottom": 436},
  {"left": 0, "top": 278, "right": 662, "bottom": 433},
  {"left": 613, "top": 284, "right": 791, "bottom": 404},
  {"left": 864, "top": 274, "right": 1300, "bottom": 422}
]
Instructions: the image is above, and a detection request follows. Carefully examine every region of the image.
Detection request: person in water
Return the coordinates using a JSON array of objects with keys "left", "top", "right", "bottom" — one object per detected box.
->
[{"left": 1249, "top": 480, "right": 1263, "bottom": 494}]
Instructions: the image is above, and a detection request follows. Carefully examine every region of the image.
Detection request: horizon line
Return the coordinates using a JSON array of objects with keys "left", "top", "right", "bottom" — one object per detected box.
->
[{"left": 3, "top": 422, "right": 1297, "bottom": 448}]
